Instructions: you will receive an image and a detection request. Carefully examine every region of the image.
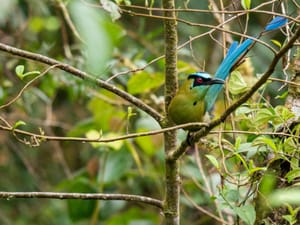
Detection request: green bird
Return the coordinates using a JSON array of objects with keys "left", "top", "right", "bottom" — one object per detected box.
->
[
  {"left": 168, "top": 72, "right": 224, "bottom": 126},
  {"left": 168, "top": 16, "right": 288, "bottom": 129}
]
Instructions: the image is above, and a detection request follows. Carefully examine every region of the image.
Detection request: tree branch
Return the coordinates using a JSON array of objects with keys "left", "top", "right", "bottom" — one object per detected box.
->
[
  {"left": 0, "top": 43, "right": 163, "bottom": 122},
  {"left": 170, "top": 25, "right": 300, "bottom": 160},
  {"left": 0, "top": 191, "right": 163, "bottom": 209},
  {"left": 162, "top": 0, "right": 180, "bottom": 224}
]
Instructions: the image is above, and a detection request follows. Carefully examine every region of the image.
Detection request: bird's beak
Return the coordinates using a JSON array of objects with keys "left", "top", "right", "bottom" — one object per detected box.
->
[{"left": 209, "top": 78, "right": 225, "bottom": 85}]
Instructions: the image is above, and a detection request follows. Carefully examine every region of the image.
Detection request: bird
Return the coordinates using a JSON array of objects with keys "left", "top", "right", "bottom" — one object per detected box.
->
[{"left": 168, "top": 16, "right": 288, "bottom": 129}]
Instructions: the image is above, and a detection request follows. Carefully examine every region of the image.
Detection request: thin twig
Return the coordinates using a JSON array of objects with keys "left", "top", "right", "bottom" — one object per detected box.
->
[
  {"left": 0, "top": 191, "right": 163, "bottom": 209},
  {"left": 56, "top": 0, "right": 84, "bottom": 43},
  {"left": 181, "top": 187, "right": 231, "bottom": 225}
]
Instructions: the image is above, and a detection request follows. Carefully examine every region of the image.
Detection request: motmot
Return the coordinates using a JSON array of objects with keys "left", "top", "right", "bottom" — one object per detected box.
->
[{"left": 168, "top": 16, "right": 287, "bottom": 128}]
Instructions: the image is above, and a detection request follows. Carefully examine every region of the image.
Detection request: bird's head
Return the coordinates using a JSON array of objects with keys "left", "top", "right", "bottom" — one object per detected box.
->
[{"left": 188, "top": 72, "right": 224, "bottom": 89}]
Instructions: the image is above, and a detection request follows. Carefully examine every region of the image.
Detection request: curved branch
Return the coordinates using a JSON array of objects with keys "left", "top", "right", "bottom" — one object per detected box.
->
[
  {"left": 0, "top": 43, "right": 163, "bottom": 122},
  {"left": 170, "top": 25, "right": 300, "bottom": 160},
  {"left": 0, "top": 191, "right": 163, "bottom": 209}
]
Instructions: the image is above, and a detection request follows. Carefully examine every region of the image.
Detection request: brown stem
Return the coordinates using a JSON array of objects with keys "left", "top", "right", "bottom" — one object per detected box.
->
[
  {"left": 0, "top": 191, "right": 163, "bottom": 209},
  {"left": 162, "top": 0, "right": 179, "bottom": 224}
]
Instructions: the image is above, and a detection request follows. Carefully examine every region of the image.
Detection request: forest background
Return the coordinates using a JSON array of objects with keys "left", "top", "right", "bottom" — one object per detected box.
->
[{"left": 0, "top": 0, "right": 299, "bottom": 225}]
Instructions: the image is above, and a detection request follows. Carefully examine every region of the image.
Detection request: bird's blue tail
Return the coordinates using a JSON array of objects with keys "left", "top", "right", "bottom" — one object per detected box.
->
[{"left": 205, "top": 16, "right": 288, "bottom": 112}]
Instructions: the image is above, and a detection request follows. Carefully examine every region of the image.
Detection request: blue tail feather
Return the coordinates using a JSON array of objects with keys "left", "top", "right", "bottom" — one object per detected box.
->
[
  {"left": 226, "top": 41, "right": 238, "bottom": 57},
  {"left": 264, "top": 16, "right": 288, "bottom": 32},
  {"left": 204, "top": 16, "right": 288, "bottom": 112},
  {"left": 205, "top": 38, "right": 253, "bottom": 111}
]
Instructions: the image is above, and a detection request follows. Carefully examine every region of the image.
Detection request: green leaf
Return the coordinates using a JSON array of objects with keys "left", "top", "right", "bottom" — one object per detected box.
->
[
  {"left": 15, "top": 65, "right": 40, "bottom": 80},
  {"left": 127, "top": 106, "right": 137, "bottom": 119},
  {"left": 252, "top": 136, "right": 277, "bottom": 152},
  {"left": 275, "top": 105, "right": 294, "bottom": 122},
  {"left": 241, "top": 0, "right": 251, "bottom": 10},
  {"left": 248, "top": 166, "right": 266, "bottom": 176},
  {"left": 282, "top": 215, "right": 297, "bottom": 225},
  {"left": 233, "top": 204, "right": 256, "bottom": 225},
  {"left": 285, "top": 169, "right": 300, "bottom": 183},
  {"left": 128, "top": 72, "right": 164, "bottom": 94},
  {"left": 223, "top": 189, "right": 239, "bottom": 202},
  {"left": 15, "top": 65, "right": 24, "bottom": 77},
  {"left": 234, "top": 136, "right": 242, "bottom": 150},
  {"left": 205, "top": 154, "right": 219, "bottom": 169},
  {"left": 255, "top": 108, "right": 275, "bottom": 126},
  {"left": 271, "top": 39, "right": 282, "bottom": 48},
  {"left": 13, "top": 120, "right": 26, "bottom": 129},
  {"left": 275, "top": 90, "right": 288, "bottom": 99},
  {"left": 85, "top": 130, "right": 124, "bottom": 150},
  {"left": 229, "top": 71, "right": 249, "bottom": 95}
]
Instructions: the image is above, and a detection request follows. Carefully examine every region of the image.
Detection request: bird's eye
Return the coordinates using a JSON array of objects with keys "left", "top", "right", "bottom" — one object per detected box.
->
[{"left": 196, "top": 77, "right": 203, "bottom": 84}]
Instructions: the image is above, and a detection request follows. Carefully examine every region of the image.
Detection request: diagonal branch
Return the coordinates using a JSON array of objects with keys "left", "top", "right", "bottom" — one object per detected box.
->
[
  {"left": 170, "top": 25, "right": 300, "bottom": 161},
  {"left": 0, "top": 191, "right": 163, "bottom": 209},
  {"left": 0, "top": 43, "right": 163, "bottom": 122}
]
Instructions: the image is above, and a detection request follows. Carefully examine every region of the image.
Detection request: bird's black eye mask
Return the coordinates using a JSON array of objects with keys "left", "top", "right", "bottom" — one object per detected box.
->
[{"left": 188, "top": 74, "right": 213, "bottom": 88}]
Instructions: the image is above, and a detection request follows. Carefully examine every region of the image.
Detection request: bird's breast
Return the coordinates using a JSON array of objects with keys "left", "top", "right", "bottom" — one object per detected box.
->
[{"left": 168, "top": 93, "right": 206, "bottom": 126}]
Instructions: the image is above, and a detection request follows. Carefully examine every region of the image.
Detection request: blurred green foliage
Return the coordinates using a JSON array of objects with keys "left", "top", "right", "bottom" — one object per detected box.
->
[{"left": 0, "top": 0, "right": 299, "bottom": 225}]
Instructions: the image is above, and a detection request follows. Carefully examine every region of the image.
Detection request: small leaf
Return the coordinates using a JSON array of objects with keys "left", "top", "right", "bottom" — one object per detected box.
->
[
  {"left": 223, "top": 189, "right": 239, "bottom": 202},
  {"left": 248, "top": 166, "right": 266, "bottom": 176},
  {"left": 233, "top": 205, "right": 256, "bottom": 225},
  {"left": 13, "top": 120, "right": 26, "bottom": 129},
  {"left": 275, "top": 90, "right": 288, "bottom": 99},
  {"left": 282, "top": 215, "right": 296, "bottom": 225},
  {"left": 15, "top": 65, "right": 40, "bottom": 80},
  {"left": 285, "top": 169, "right": 300, "bottom": 183},
  {"left": 255, "top": 108, "right": 275, "bottom": 126},
  {"left": 85, "top": 130, "right": 123, "bottom": 150},
  {"left": 252, "top": 136, "right": 277, "bottom": 152},
  {"left": 15, "top": 65, "right": 25, "bottom": 79},
  {"left": 241, "top": 0, "right": 251, "bottom": 10},
  {"left": 127, "top": 106, "right": 136, "bottom": 119},
  {"left": 234, "top": 136, "right": 242, "bottom": 150},
  {"left": 229, "top": 71, "right": 249, "bottom": 95},
  {"left": 271, "top": 39, "right": 282, "bottom": 48},
  {"left": 205, "top": 154, "right": 219, "bottom": 169}
]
